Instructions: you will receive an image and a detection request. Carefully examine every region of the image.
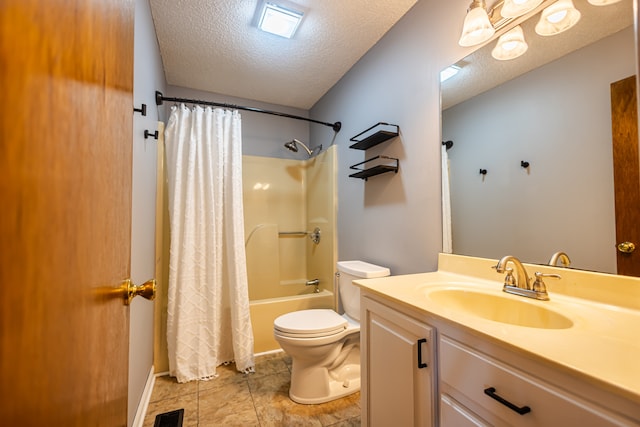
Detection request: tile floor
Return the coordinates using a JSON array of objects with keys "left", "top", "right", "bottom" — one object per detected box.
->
[{"left": 143, "top": 351, "right": 361, "bottom": 426}]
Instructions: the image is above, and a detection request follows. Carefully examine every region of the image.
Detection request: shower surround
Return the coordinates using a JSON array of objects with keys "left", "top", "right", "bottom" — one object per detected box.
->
[{"left": 244, "top": 146, "right": 337, "bottom": 352}]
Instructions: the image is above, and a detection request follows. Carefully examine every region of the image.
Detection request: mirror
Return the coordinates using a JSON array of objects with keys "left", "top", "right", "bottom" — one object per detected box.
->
[{"left": 441, "top": 0, "right": 636, "bottom": 275}]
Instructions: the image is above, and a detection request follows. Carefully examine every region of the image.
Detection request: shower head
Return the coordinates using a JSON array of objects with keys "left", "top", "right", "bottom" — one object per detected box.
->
[
  {"left": 284, "top": 140, "right": 298, "bottom": 152},
  {"left": 284, "top": 139, "right": 322, "bottom": 158}
]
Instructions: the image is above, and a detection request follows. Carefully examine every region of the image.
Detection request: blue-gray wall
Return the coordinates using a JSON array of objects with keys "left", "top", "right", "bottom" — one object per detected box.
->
[
  {"left": 310, "top": 0, "right": 473, "bottom": 274},
  {"left": 129, "top": 0, "right": 166, "bottom": 425}
]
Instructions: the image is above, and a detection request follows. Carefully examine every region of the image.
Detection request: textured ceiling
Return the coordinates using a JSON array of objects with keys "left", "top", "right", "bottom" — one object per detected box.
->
[
  {"left": 149, "top": 0, "right": 418, "bottom": 110},
  {"left": 442, "top": 0, "right": 634, "bottom": 109}
]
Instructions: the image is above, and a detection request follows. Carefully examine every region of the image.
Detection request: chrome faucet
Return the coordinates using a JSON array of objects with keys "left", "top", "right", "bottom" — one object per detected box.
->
[
  {"left": 306, "top": 278, "right": 320, "bottom": 293},
  {"left": 548, "top": 251, "right": 571, "bottom": 267},
  {"left": 494, "top": 255, "right": 557, "bottom": 301}
]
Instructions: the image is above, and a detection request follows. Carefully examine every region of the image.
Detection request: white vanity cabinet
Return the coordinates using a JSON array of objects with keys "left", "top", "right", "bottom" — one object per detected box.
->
[
  {"left": 356, "top": 255, "right": 640, "bottom": 426},
  {"left": 361, "top": 294, "right": 436, "bottom": 427},
  {"left": 360, "top": 291, "right": 640, "bottom": 427}
]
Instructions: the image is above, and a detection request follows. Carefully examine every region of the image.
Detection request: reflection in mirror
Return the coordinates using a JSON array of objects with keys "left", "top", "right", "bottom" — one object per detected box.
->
[{"left": 441, "top": 0, "right": 636, "bottom": 275}]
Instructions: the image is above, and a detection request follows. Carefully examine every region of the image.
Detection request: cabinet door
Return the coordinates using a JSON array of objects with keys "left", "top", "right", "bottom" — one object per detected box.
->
[{"left": 362, "top": 296, "right": 435, "bottom": 427}]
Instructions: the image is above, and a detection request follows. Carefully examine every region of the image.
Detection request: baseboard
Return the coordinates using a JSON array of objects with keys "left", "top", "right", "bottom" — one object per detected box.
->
[{"left": 132, "top": 366, "right": 156, "bottom": 427}]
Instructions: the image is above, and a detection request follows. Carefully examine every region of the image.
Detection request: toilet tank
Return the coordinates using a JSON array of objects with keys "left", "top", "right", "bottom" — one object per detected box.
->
[{"left": 336, "top": 260, "right": 390, "bottom": 321}]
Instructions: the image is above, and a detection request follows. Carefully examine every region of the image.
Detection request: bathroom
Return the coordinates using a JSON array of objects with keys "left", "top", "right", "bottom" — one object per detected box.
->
[
  {"left": 136, "top": 0, "right": 639, "bottom": 424},
  {"left": 4, "top": 0, "right": 637, "bottom": 425},
  {"left": 139, "top": 0, "right": 638, "bottom": 423}
]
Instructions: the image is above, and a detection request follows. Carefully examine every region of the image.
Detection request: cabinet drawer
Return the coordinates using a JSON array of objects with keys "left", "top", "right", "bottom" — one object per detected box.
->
[
  {"left": 440, "top": 336, "right": 635, "bottom": 427},
  {"left": 441, "top": 393, "right": 489, "bottom": 427}
]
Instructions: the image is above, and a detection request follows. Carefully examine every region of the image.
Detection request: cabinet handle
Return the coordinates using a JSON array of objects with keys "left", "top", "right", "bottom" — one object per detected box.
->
[
  {"left": 483, "top": 387, "right": 531, "bottom": 415},
  {"left": 417, "top": 338, "right": 428, "bottom": 369}
]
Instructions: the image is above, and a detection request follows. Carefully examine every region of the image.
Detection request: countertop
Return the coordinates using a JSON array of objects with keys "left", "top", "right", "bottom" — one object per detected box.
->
[{"left": 353, "top": 254, "right": 640, "bottom": 406}]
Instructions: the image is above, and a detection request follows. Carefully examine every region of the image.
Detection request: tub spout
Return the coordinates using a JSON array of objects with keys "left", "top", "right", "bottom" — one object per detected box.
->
[{"left": 306, "top": 279, "right": 320, "bottom": 292}]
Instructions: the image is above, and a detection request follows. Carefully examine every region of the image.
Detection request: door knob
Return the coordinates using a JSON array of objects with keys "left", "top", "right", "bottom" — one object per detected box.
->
[
  {"left": 121, "top": 279, "right": 156, "bottom": 305},
  {"left": 617, "top": 242, "right": 636, "bottom": 253}
]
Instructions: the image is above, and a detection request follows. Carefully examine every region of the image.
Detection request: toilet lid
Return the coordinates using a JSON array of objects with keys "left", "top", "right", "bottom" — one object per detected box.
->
[{"left": 274, "top": 309, "right": 347, "bottom": 336}]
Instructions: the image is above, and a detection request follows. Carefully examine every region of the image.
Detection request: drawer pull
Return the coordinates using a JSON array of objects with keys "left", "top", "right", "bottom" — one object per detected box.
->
[
  {"left": 417, "top": 338, "right": 428, "bottom": 368},
  {"left": 484, "top": 387, "right": 531, "bottom": 415}
]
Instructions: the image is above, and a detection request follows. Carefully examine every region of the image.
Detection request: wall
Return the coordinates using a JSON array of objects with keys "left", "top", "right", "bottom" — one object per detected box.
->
[
  {"left": 443, "top": 26, "right": 635, "bottom": 274},
  {"left": 310, "top": 0, "right": 473, "bottom": 275},
  {"left": 130, "top": 0, "right": 166, "bottom": 425}
]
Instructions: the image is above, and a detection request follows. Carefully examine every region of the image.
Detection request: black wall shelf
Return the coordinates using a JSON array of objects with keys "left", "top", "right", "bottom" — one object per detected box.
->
[
  {"left": 349, "top": 156, "right": 399, "bottom": 181},
  {"left": 349, "top": 122, "right": 399, "bottom": 150},
  {"left": 349, "top": 123, "right": 400, "bottom": 180}
]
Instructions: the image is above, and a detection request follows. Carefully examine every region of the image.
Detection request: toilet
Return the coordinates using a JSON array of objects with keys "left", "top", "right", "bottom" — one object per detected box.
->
[{"left": 273, "top": 260, "right": 390, "bottom": 404}]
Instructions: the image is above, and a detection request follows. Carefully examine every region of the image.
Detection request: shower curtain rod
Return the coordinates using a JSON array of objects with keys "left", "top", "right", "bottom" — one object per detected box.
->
[{"left": 155, "top": 91, "right": 342, "bottom": 133}]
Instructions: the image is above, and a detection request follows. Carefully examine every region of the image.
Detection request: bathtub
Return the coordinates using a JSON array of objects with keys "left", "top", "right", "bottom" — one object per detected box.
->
[{"left": 250, "top": 290, "right": 334, "bottom": 353}]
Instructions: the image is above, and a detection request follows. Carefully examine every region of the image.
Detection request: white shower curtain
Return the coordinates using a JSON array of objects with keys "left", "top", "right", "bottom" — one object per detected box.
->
[
  {"left": 441, "top": 144, "right": 453, "bottom": 253},
  {"left": 164, "top": 104, "right": 254, "bottom": 383}
]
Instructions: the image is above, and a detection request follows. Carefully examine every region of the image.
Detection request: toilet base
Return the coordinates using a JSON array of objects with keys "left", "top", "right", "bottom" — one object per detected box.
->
[
  {"left": 289, "top": 372, "right": 360, "bottom": 404},
  {"left": 288, "top": 348, "right": 361, "bottom": 405}
]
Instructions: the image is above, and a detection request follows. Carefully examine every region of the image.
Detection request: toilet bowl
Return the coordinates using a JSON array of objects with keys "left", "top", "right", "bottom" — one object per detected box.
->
[{"left": 273, "top": 260, "right": 390, "bottom": 404}]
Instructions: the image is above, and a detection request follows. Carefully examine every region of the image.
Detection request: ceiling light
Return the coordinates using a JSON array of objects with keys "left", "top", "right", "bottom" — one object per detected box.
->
[
  {"left": 587, "top": 0, "right": 623, "bottom": 4},
  {"left": 458, "top": 0, "right": 496, "bottom": 47},
  {"left": 491, "top": 25, "right": 528, "bottom": 60},
  {"left": 440, "top": 65, "right": 461, "bottom": 82},
  {"left": 501, "top": 0, "right": 543, "bottom": 18},
  {"left": 535, "top": 0, "right": 581, "bottom": 36},
  {"left": 258, "top": 2, "right": 304, "bottom": 39}
]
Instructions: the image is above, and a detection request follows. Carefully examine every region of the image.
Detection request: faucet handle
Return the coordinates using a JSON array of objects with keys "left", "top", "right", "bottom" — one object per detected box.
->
[
  {"left": 504, "top": 267, "right": 516, "bottom": 286},
  {"left": 492, "top": 265, "right": 516, "bottom": 287},
  {"left": 532, "top": 272, "right": 560, "bottom": 293}
]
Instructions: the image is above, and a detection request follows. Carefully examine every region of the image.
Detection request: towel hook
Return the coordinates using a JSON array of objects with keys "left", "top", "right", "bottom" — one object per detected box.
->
[
  {"left": 144, "top": 130, "right": 159, "bottom": 140},
  {"left": 133, "top": 104, "right": 147, "bottom": 116}
]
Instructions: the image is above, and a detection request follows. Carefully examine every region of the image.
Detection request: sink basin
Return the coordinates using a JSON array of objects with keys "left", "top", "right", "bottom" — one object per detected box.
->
[{"left": 426, "top": 288, "right": 574, "bottom": 329}]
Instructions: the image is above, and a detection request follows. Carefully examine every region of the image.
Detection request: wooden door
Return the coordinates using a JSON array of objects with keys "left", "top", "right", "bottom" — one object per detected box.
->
[
  {"left": 0, "top": 0, "right": 134, "bottom": 425},
  {"left": 611, "top": 75, "right": 640, "bottom": 276}
]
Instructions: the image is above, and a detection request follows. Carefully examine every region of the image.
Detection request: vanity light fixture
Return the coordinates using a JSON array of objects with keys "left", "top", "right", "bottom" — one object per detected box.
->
[
  {"left": 457, "top": 0, "right": 588, "bottom": 60},
  {"left": 535, "top": 0, "right": 581, "bottom": 36},
  {"left": 458, "top": 0, "right": 496, "bottom": 47},
  {"left": 258, "top": 2, "right": 304, "bottom": 39},
  {"left": 491, "top": 25, "right": 528, "bottom": 60},
  {"left": 501, "top": 0, "right": 543, "bottom": 18}
]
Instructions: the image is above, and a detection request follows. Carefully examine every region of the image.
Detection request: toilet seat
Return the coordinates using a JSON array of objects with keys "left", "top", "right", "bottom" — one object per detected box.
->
[{"left": 274, "top": 309, "right": 347, "bottom": 338}]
